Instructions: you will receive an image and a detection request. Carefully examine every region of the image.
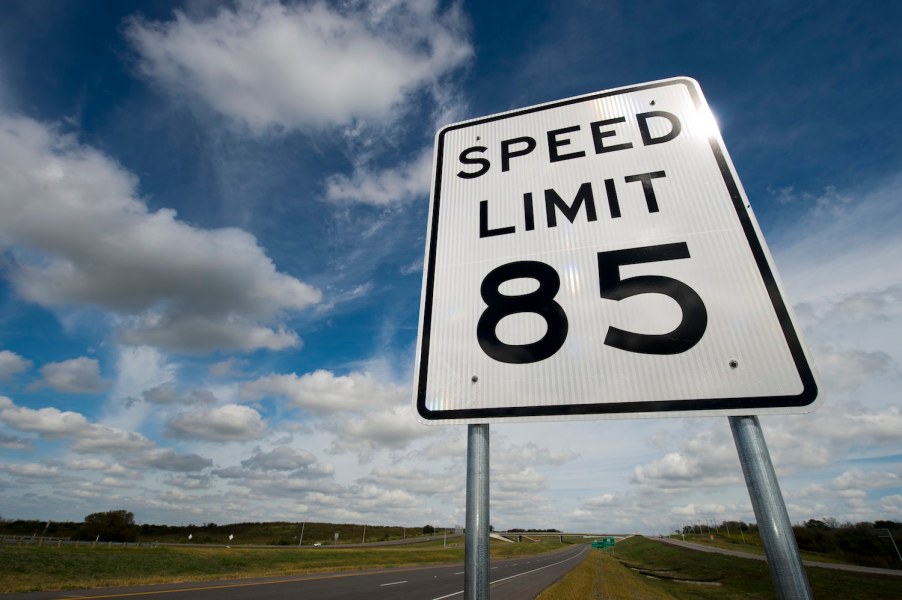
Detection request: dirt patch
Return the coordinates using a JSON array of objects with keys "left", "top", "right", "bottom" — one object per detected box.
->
[{"left": 621, "top": 561, "right": 723, "bottom": 586}]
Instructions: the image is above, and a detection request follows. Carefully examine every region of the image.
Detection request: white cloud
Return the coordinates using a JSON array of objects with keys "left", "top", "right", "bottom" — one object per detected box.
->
[
  {"left": 813, "top": 348, "right": 894, "bottom": 390},
  {"left": 808, "top": 407, "right": 902, "bottom": 446},
  {"left": 240, "top": 445, "right": 317, "bottom": 471},
  {"left": 137, "top": 384, "right": 217, "bottom": 406},
  {"left": 323, "top": 404, "right": 431, "bottom": 458},
  {"left": 70, "top": 428, "right": 155, "bottom": 454},
  {"left": 38, "top": 357, "right": 108, "bottom": 393},
  {"left": 0, "top": 463, "right": 60, "bottom": 479},
  {"left": 494, "top": 466, "right": 547, "bottom": 493},
  {"left": 208, "top": 358, "right": 247, "bottom": 378},
  {"left": 0, "top": 115, "right": 321, "bottom": 354},
  {"left": 0, "top": 431, "right": 32, "bottom": 450},
  {"left": 325, "top": 149, "right": 433, "bottom": 206},
  {"left": 164, "top": 474, "right": 213, "bottom": 490},
  {"left": 363, "top": 465, "right": 459, "bottom": 496},
  {"left": 0, "top": 396, "right": 91, "bottom": 436},
  {"left": 631, "top": 426, "right": 741, "bottom": 490},
  {"left": 0, "top": 350, "right": 31, "bottom": 380},
  {"left": 126, "top": 0, "right": 472, "bottom": 134},
  {"left": 165, "top": 404, "right": 266, "bottom": 442},
  {"left": 632, "top": 452, "right": 700, "bottom": 484},
  {"left": 240, "top": 369, "right": 405, "bottom": 415},
  {"left": 136, "top": 448, "right": 213, "bottom": 472},
  {"left": 0, "top": 395, "right": 154, "bottom": 454}
]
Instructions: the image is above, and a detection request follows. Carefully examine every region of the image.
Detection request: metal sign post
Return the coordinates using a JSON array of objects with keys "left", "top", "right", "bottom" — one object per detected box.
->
[
  {"left": 465, "top": 424, "right": 490, "bottom": 599},
  {"left": 730, "top": 415, "right": 812, "bottom": 599}
]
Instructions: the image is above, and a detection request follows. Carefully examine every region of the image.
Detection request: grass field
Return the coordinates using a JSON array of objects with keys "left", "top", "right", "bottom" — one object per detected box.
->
[
  {"left": 538, "top": 536, "right": 902, "bottom": 600},
  {"left": 0, "top": 538, "right": 568, "bottom": 593},
  {"left": 668, "top": 532, "right": 851, "bottom": 565}
]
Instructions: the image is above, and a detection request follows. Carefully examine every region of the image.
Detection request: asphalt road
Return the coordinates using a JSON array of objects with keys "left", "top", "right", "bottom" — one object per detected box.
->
[{"left": 6, "top": 544, "right": 589, "bottom": 600}]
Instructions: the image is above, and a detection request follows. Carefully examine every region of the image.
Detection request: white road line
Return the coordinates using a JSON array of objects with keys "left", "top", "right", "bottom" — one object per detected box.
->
[
  {"left": 489, "top": 546, "right": 588, "bottom": 587},
  {"left": 429, "top": 546, "right": 587, "bottom": 600},
  {"left": 380, "top": 580, "right": 408, "bottom": 587}
]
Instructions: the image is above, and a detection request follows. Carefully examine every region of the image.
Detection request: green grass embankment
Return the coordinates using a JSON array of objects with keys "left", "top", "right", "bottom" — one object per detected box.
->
[{"left": 538, "top": 536, "right": 902, "bottom": 599}]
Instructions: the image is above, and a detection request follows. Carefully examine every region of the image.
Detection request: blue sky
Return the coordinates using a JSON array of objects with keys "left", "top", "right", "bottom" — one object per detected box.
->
[{"left": 0, "top": 0, "right": 899, "bottom": 533}]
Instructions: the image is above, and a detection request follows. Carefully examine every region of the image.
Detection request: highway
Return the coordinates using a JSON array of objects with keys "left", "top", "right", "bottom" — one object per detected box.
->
[{"left": 5, "top": 544, "right": 588, "bottom": 600}]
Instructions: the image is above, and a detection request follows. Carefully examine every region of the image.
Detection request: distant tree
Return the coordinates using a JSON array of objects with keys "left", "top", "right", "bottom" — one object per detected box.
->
[
  {"left": 874, "top": 520, "right": 901, "bottom": 530},
  {"left": 804, "top": 519, "right": 830, "bottom": 529},
  {"left": 80, "top": 510, "right": 138, "bottom": 542},
  {"left": 423, "top": 525, "right": 435, "bottom": 534}
]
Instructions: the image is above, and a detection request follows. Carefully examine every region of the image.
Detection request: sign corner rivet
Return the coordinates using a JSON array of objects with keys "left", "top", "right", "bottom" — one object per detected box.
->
[{"left": 471, "top": 375, "right": 479, "bottom": 383}]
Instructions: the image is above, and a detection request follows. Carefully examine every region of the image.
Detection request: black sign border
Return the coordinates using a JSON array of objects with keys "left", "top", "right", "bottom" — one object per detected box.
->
[{"left": 416, "top": 77, "right": 818, "bottom": 421}]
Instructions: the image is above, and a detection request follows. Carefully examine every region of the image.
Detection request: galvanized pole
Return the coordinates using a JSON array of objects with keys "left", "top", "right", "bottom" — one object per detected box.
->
[
  {"left": 465, "top": 424, "right": 490, "bottom": 600},
  {"left": 730, "top": 415, "right": 812, "bottom": 600},
  {"left": 877, "top": 528, "right": 902, "bottom": 562}
]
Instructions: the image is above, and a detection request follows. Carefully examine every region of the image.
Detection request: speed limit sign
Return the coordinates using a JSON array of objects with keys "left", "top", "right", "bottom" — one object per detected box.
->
[{"left": 413, "top": 77, "right": 819, "bottom": 423}]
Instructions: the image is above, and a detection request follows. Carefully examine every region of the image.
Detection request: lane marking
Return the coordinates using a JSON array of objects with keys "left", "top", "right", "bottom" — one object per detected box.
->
[
  {"left": 380, "top": 581, "right": 407, "bottom": 587},
  {"left": 490, "top": 547, "right": 588, "bottom": 587},
  {"left": 429, "top": 546, "right": 588, "bottom": 600},
  {"left": 53, "top": 563, "right": 453, "bottom": 599}
]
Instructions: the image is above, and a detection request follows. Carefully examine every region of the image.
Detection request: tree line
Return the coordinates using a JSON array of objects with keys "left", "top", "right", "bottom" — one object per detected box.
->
[
  {"left": 0, "top": 512, "right": 442, "bottom": 546},
  {"left": 679, "top": 519, "right": 902, "bottom": 569}
]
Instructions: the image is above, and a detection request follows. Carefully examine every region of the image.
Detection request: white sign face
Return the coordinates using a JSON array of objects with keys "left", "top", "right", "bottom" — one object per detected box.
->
[{"left": 413, "top": 77, "right": 819, "bottom": 423}]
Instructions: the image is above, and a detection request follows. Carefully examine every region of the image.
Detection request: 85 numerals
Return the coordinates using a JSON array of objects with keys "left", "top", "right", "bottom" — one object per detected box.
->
[{"left": 476, "top": 242, "right": 708, "bottom": 364}]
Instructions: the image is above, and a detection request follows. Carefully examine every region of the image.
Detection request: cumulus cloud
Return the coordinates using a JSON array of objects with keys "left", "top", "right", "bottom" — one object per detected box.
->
[
  {"left": 135, "top": 383, "right": 217, "bottom": 406},
  {"left": 240, "top": 369, "right": 405, "bottom": 414},
  {"left": 0, "top": 431, "right": 32, "bottom": 450},
  {"left": 0, "top": 350, "right": 31, "bottom": 380},
  {"left": 0, "top": 463, "right": 61, "bottom": 479},
  {"left": 0, "top": 115, "right": 321, "bottom": 354},
  {"left": 126, "top": 0, "right": 472, "bottom": 133},
  {"left": 38, "top": 357, "right": 108, "bottom": 393},
  {"left": 0, "top": 395, "right": 154, "bottom": 454},
  {"left": 0, "top": 395, "right": 92, "bottom": 436},
  {"left": 363, "top": 465, "right": 459, "bottom": 496},
  {"left": 240, "top": 445, "right": 318, "bottom": 471},
  {"left": 165, "top": 404, "right": 266, "bottom": 441},
  {"left": 813, "top": 348, "right": 894, "bottom": 390},
  {"left": 208, "top": 358, "right": 247, "bottom": 378},
  {"left": 136, "top": 448, "right": 213, "bottom": 472},
  {"left": 164, "top": 474, "right": 213, "bottom": 490},
  {"left": 71, "top": 426, "right": 156, "bottom": 454},
  {"left": 631, "top": 427, "right": 743, "bottom": 490},
  {"left": 807, "top": 406, "right": 902, "bottom": 446},
  {"left": 322, "top": 404, "right": 431, "bottom": 458}
]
